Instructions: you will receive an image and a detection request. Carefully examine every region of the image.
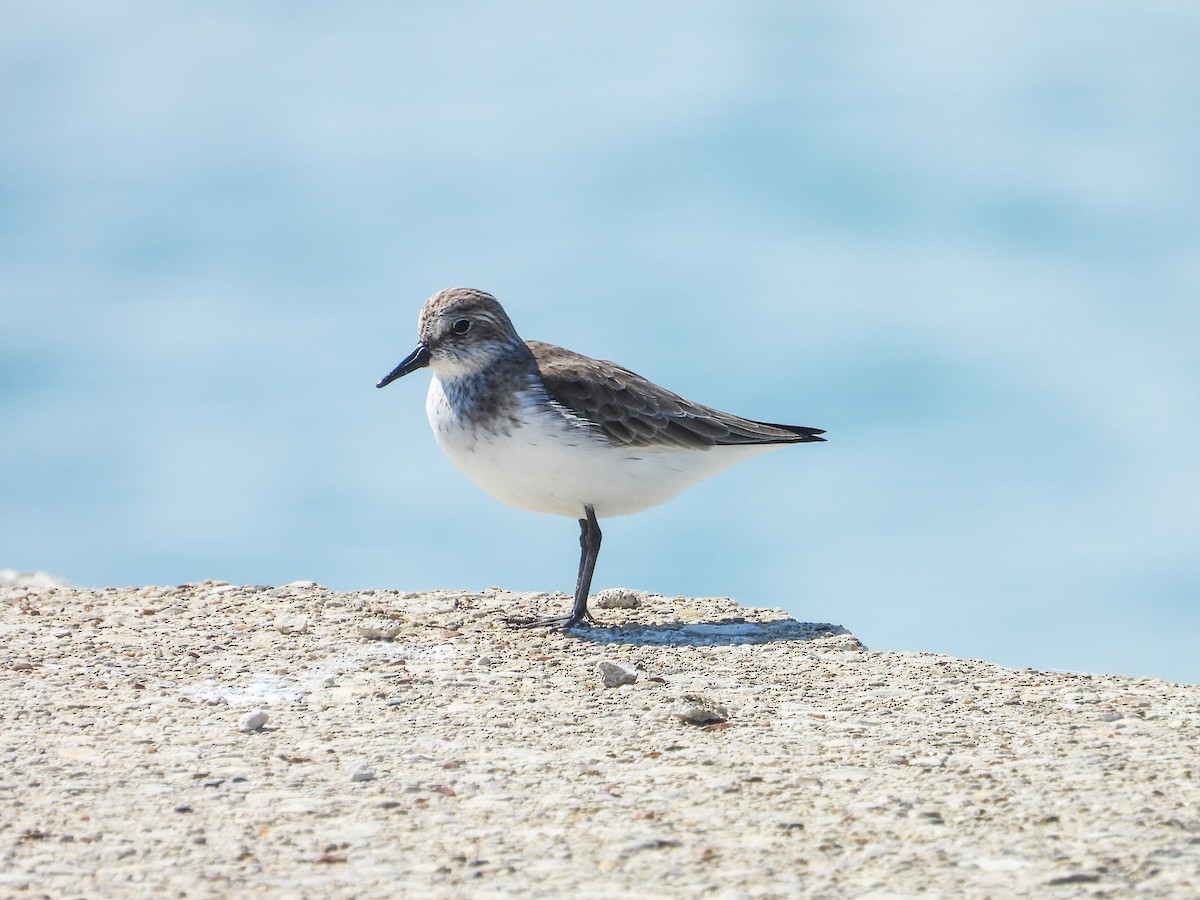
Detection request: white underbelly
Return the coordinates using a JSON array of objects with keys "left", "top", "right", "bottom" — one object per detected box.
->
[{"left": 425, "top": 378, "right": 773, "bottom": 519}]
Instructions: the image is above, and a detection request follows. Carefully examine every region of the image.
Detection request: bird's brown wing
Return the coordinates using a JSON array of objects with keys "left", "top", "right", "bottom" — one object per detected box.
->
[{"left": 528, "top": 341, "right": 824, "bottom": 449}]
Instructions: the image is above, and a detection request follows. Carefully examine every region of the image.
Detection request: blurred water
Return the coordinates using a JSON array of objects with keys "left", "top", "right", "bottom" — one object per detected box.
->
[{"left": 2, "top": 2, "right": 1198, "bottom": 682}]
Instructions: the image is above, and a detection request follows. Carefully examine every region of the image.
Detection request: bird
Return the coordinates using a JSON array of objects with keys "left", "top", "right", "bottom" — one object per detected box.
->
[{"left": 376, "top": 287, "right": 824, "bottom": 628}]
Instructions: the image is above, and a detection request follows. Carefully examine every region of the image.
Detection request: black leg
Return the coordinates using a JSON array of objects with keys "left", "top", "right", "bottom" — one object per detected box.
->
[
  {"left": 509, "top": 504, "right": 602, "bottom": 631},
  {"left": 567, "top": 505, "right": 602, "bottom": 627}
]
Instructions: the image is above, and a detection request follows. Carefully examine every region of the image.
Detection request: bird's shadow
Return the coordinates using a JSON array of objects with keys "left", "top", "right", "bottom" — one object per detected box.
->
[{"left": 567, "top": 617, "right": 854, "bottom": 648}]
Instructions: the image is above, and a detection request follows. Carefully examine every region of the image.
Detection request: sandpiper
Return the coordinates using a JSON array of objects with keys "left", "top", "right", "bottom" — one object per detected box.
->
[{"left": 377, "top": 287, "right": 824, "bottom": 628}]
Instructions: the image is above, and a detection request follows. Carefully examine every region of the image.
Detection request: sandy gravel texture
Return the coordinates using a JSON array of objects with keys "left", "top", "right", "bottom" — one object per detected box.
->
[{"left": 2, "top": 580, "right": 1199, "bottom": 899}]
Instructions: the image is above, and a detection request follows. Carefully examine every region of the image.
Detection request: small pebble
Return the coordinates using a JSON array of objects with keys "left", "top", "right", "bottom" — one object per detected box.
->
[
  {"left": 238, "top": 710, "right": 268, "bottom": 732},
  {"left": 274, "top": 615, "right": 309, "bottom": 635},
  {"left": 594, "top": 588, "right": 642, "bottom": 609},
  {"left": 350, "top": 763, "right": 376, "bottom": 782},
  {"left": 598, "top": 660, "right": 639, "bottom": 687},
  {"left": 357, "top": 623, "right": 403, "bottom": 641},
  {"left": 672, "top": 694, "right": 729, "bottom": 726}
]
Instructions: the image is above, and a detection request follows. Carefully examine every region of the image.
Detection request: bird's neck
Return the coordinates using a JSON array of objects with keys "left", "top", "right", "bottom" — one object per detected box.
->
[{"left": 433, "top": 344, "right": 539, "bottom": 423}]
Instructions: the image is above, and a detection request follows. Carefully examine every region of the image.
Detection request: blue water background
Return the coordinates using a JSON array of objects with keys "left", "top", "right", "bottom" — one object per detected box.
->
[{"left": 2, "top": 3, "right": 1198, "bottom": 682}]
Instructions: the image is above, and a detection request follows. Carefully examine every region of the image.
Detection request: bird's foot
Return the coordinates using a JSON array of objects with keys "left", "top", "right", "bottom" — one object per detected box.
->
[{"left": 506, "top": 611, "right": 594, "bottom": 631}]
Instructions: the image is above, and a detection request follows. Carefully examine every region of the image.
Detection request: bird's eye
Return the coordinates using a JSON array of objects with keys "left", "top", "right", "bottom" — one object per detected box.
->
[{"left": 451, "top": 318, "right": 471, "bottom": 335}]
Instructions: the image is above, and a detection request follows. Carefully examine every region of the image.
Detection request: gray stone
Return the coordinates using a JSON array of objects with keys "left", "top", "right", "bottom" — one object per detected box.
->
[
  {"left": 237, "top": 709, "right": 268, "bottom": 732},
  {"left": 594, "top": 588, "right": 642, "bottom": 609},
  {"left": 597, "top": 660, "right": 639, "bottom": 687},
  {"left": 350, "top": 763, "right": 376, "bottom": 783},
  {"left": 672, "top": 693, "right": 729, "bottom": 726}
]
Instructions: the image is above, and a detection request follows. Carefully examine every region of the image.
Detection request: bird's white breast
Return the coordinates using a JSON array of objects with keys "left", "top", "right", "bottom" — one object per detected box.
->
[{"left": 425, "top": 376, "right": 774, "bottom": 519}]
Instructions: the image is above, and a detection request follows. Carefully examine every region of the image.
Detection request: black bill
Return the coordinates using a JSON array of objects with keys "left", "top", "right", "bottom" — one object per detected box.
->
[{"left": 376, "top": 341, "right": 431, "bottom": 388}]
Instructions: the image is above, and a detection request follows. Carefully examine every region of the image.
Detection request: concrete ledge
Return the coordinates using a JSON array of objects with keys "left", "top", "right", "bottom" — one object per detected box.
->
[{"left": 2, "top": 581, "right": 1197, "bottom": 896}]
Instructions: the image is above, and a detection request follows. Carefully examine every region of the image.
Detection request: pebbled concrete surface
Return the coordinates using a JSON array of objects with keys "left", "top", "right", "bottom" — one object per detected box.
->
[{"left": 2, "top": 580, "right": 1198, "bottom": 898}]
